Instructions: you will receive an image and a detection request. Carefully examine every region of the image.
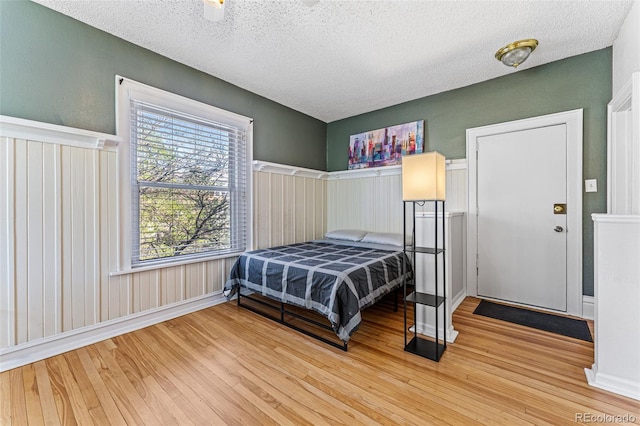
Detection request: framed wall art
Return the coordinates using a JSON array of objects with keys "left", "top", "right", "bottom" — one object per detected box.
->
[{"left": 348, "top": 120, "right": 424, "bottom": 169}]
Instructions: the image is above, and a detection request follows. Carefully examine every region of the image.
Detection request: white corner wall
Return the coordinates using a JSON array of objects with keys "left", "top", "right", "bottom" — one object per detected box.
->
[
  {"left": 587, "top": 3, "right": 640, "bottom": 400},
  {"left": 613, "top": 0, "right": 640, "bottom": 94}
]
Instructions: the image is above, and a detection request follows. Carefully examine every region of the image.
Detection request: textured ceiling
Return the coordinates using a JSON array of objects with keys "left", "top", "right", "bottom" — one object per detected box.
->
[{"left": 33, "top": 0, "right": 634, "bottom": 122}]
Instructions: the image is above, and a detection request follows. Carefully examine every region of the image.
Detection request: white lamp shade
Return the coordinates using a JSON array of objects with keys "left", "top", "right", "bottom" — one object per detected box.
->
[{"left": 401, "top": 151, "right": 446, "bottom": 201}]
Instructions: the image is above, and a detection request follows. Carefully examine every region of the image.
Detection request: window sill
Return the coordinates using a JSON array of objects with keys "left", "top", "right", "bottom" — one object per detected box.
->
[{"left": 109, "top": 251, "right": 242, "bottom": 276}]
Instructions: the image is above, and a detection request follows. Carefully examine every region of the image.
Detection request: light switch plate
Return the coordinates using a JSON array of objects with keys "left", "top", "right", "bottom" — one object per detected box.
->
[{"left": 585, "top": 179, "right": 597, "bottom": 193}]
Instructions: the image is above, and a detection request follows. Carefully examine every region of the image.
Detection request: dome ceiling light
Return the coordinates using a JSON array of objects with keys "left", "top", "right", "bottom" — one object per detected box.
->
[{"left": 495, "top": 39, "right": 539, "bottom": 68}]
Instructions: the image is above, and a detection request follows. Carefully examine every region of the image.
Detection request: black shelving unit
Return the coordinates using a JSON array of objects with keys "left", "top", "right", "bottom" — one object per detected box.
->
[{"left": 403, "top": 200, "right": 446, "bottom": 361}]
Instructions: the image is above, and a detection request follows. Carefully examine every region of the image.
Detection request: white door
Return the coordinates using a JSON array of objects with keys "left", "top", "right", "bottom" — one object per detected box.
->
[{"left": 476, "top": 124, "right": 567, "bottom": 311}]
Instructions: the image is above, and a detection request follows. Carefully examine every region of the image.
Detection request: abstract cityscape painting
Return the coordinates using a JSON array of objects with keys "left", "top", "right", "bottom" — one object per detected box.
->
[{"left": 348, "top": 120, "right": 424, "bottom": 169}]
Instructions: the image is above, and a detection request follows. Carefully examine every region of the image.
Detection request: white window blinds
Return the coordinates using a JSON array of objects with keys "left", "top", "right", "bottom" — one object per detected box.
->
[{"left": 129, "top": 99, "right": 248, "bottom": 264}]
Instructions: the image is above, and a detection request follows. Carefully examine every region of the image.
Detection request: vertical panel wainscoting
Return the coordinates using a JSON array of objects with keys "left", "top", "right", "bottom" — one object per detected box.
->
[
  {"left": 1, "top": 135, "right": 124, "bottom": 368},
  {"left": 327, "top": 159, "right": 467, "bottom": 232},
  {"left": 252, "top": 161, "right": 328, "bottom": 249},
  {"left": 0, "top": 117, "right": 239, "bottom": 371},
  {"left": 1, "top": 138, "right": 112, "bottom": 347}
]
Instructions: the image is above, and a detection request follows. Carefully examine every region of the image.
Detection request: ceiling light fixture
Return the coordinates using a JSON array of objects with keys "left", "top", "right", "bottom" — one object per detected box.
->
[
  {"left": 203, "top": 0, "right": 225, "bottom": 22},
  {"left": 495, "top": 39, "right": 538, "bottom": 68}
]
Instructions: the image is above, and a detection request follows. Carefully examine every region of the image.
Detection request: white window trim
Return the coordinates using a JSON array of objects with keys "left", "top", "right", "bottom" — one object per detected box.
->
[{"left": 114, "top": 76, "right": 253, "bottom": 273}]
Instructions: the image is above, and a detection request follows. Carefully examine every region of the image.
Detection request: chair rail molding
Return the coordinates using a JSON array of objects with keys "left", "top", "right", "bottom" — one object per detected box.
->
[
  {"left": 328, "top": 158, "right": 466, "bottom": 180},
  {"left": 0, "top": 115, "right": 121, "bottom": 150},
  {"left": 251, "top": 159, "right": 467, "bottom": 181},
  {"left": 253, "top": 160, "right": 329, "bottom": 180}
]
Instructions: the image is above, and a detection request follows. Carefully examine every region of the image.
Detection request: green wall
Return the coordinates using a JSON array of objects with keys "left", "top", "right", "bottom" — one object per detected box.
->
[
  {"left": 0, "top": 0, "right": 326, "bottom": 170},
  {"left": 327, "top": 49, "right": 612, "bottom": 296}
]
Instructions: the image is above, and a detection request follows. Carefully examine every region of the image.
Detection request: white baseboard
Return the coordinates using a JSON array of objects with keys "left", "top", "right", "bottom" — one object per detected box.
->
[
  {"left": 411, "top": 323, "right": 458, "bottom": 343},
  {"left": 410, "top": 290, "right": 465, "bottom": 343},
  {"left": 585, "top": 365, "right": 640, "bottom": 401},
  {"left": 582, "top": 295, "right": 594, "bottom": 320},
  {"left": 0, "top": 292, "right": 227, "bottom": 372}
]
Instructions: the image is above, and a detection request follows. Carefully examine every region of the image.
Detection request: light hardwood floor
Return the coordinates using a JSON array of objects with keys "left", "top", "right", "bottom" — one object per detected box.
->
[{"left": 2, "top": 296, "right": 639, "bottom": 425}]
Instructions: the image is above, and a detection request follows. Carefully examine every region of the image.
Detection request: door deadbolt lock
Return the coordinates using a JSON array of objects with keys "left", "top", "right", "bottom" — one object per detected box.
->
[
  {"left": 554, "top": 226, "right": 564, "bottom": 233},
  {"left": 554, "top": 203, "right": 567, "bottom": 214}
]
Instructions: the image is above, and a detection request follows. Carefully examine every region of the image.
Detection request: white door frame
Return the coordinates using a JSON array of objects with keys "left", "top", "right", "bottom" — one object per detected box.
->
[{"left": 466, "top": 109, "right": 583, "bottom": 317}]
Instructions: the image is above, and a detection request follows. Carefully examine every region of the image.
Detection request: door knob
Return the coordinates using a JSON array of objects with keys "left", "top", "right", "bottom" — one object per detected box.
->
[{"left": 554, "top": 226, "right": 564, "bottom": 232}]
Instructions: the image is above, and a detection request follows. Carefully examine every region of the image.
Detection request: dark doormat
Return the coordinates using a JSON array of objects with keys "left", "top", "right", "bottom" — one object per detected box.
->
[{"left": 473, "top": 300, "right": 593, "bottom": 342}]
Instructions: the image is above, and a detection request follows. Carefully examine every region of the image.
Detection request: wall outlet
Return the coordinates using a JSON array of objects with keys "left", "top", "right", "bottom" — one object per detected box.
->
[{"left": 585, "top": 179, "right": 597, "bottom": 193}]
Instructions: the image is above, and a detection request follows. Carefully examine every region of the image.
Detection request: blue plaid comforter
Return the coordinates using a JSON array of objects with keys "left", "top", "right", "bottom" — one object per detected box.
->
[{"left": 224, "top": 241, "right": 412, "bottom": 342}]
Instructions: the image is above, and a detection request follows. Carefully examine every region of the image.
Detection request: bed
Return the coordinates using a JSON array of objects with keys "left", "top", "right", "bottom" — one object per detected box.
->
[{"left": 224, "top": 231, "right": 412, "bottom": 350}]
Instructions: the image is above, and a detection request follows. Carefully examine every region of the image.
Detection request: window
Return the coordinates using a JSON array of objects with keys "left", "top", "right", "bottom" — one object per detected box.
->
[{"left": 117, "top": 78, "right": 252, "bottom": 268}]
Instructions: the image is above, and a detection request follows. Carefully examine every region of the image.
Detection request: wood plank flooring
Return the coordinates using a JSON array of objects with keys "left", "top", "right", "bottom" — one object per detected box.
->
[{"left": 2, "top": 297, "right": 639, "bottom": 425}]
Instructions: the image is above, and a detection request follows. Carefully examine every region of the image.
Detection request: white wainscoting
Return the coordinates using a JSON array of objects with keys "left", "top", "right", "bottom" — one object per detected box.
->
[
  {"left": 253, "top": 162, "right": 327, "bottom": 249},
  {"left": 0, "top": 119, "right": 327, "bottom": 371},
  {"left": 327, "top": 159, "right": 467, "bottom": 233},
  {"left": 586, "top": 215, "right": 640, "bottom": 400},
  {"left": 0, "top": 136, "right": 235, "bottom": 368}
]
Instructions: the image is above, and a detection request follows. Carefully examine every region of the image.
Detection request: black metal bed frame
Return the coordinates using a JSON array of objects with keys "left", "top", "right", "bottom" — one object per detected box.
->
[{"left": 236, "top": 287, "right": 400, "bottom": 351}]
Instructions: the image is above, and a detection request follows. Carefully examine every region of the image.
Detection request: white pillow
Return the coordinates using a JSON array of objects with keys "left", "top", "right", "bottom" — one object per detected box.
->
[
  {"left": 361, "top": 232, "right": 411, "bottom": 247},
  {"left": 324, "top": 229, "right": 368, "bottom": 242}
]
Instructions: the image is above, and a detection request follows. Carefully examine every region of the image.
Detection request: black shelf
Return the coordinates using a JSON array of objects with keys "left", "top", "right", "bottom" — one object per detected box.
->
[
  {"left": 404, "top": 336, "right": 446, "bottom": 361},
  {"left": 405, "top": 291, "right": 445, "bottom": 307},
  {"left": 403, "top": 199, "right": 447, "bottom": 362},
  {"left": 404, "top": 246, "right": 444, "bottom": 255}
]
